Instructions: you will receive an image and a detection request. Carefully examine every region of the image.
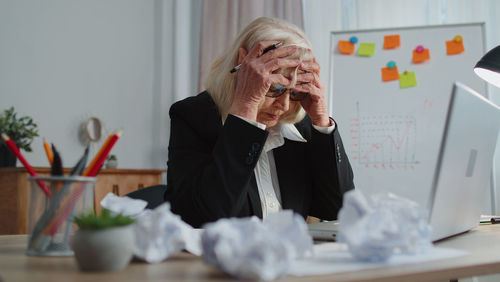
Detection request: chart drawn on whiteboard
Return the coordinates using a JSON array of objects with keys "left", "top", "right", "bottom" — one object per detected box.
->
[{"left": 349, "top": 102, "right": 418, "bottom": 170}]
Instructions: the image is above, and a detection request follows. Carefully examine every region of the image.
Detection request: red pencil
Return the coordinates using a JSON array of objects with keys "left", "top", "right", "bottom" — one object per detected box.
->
[
  {"left": 1, "top": 133, "right": 50, "bottom": 196},
  {"left": 84, "top": 129, "right": 122, "bottom": 177},
  {"left": 82, "top": 134, "right": 112, "bottom": 176}
]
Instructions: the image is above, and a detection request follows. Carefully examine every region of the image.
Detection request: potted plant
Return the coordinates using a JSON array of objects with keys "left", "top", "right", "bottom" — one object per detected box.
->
[
  {"left": 105, "top": 154, "right": 118, "bottom": 169},
  {"left": 0, "top": 106, "right": 39, "bottom": 167},
  {"left": 72, "top": 209, "right": 136, "bottom": 272}
]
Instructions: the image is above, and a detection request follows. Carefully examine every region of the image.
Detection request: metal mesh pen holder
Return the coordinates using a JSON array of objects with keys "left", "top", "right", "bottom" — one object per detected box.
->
[{"left": 25, "top": 176, "right": 95, "bottom": 256}]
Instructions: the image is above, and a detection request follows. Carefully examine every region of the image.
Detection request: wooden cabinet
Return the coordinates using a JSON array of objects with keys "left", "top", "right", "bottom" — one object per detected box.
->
[
  {"left": 91, "top": 169, "right": 165, "bottom": 214},
  {"left": 0, "top": 167, "right": 165, "bottom": 235}
]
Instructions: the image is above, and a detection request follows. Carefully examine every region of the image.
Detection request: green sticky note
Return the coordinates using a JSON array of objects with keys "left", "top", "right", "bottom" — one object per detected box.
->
[
  {"left": 399, "top": 72, "right": 417, "bottom": 88},
  {"left": 357, "top": 43, "right": 375, "bottom": 56}
]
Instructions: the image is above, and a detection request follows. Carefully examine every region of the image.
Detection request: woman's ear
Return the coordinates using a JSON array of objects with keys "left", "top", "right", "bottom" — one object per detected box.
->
[{"left": 237, "top": 48, "right": 248, "bottom": 64}]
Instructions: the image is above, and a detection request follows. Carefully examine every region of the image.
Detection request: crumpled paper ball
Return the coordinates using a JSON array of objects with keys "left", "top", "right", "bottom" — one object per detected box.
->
[
  {"left": 201, "top": 210, "right": 313, "bottom": 281},
  {"left": 100, "top": 193, "right": 202, "bottom": 263},
  {"left": 133, "top": 203, "right": 202, "bottom": 262},
  {"left": 100, "top": 193, "right": 147, "bottom": 217},
  {"left": 337, "top": 189, "right": 432, "bottom": 262}
]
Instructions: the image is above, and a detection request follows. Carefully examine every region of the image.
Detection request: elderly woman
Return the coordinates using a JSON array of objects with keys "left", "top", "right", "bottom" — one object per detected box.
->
[{"left": 164, "top": 17, "right": 354, "bottom": 228}]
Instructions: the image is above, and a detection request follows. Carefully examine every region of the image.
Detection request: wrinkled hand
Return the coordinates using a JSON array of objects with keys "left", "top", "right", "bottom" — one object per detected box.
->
[
  {"left": 229, "top": 41, "right": 300, "bottom": 121},
  {"left": 292, "top": 58, "right": 330, "bottom": 127}
]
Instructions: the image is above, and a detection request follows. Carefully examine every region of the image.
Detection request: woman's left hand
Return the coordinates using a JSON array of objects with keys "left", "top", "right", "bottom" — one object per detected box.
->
[{"left": 292, "top": 58, "right": 331, "bottom": 127}]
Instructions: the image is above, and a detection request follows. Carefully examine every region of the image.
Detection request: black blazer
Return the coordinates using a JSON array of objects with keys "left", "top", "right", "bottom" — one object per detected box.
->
[{"left": 164, "top": 91, "right": 354, "bottom": 228}]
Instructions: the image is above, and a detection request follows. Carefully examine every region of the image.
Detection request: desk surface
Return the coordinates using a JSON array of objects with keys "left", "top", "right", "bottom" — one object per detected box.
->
[{"left": 1, "top": 225, "right": 500, "bottom": 281}]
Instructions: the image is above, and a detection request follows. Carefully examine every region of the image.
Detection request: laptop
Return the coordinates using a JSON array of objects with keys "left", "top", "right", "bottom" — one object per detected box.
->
[
  {"left": 309, "top": 82, "right": 500, "bottom": 242},
  {"left": 428, "top": 82, "right": 500, "bottom": 241}
]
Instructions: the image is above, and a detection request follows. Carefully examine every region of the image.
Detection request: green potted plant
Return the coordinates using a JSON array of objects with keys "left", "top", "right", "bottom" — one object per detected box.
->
[
  {"left": 105, "top": 154, "right": 118, "bottom": 169},
  {"left": 72, "top": 209, "right": 136, "bottom": 272},
  {"left": 0, "top": 106, "right": 39, "bottom": 167}
]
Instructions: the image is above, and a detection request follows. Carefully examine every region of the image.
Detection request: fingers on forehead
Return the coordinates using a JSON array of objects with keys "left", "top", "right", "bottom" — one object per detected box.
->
[
  {"left": 268, "top": 45, "right": 297, "bottom": 58},
  {"left": 300, "top": 60, "right": 320, "bottom": 72},
  {"left": 295, "top": 83, "right": 319, "bottom": 95},
  {"left": 248, "top": 41, "right": 280, "bottom": 57},
  {"left": 297, "top": 72, "right": 315, "bottom": 81},
  {"left": 267, "top": 58, "right": 300, "bottom": 73},
  {"left": 269, "top": 73, "right": 290, "bottom": 86}
]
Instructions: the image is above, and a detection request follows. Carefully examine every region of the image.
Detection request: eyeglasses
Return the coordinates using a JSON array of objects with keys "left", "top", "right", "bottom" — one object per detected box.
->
[{"left": 266, "top": 84, "right": 309, "bottom": 101}]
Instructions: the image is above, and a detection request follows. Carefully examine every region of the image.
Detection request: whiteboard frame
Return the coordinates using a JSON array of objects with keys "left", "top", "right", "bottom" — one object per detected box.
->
[{"left": 327, "top": 23, "right": 490, "bottom": 208}]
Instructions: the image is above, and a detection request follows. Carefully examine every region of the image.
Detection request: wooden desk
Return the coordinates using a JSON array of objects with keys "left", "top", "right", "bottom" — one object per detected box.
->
[
  {"left": 0, "top": 167, "right": 166, "bottom": 234},
  {"left": 1, "top": 225, "right": 500, "bottom": 281}
]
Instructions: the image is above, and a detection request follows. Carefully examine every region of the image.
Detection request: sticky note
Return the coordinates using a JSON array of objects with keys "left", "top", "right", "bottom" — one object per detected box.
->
[
  {"left": 381, "top": 66, "right": 399, "bottom": 82},
  {"left": 399, "top": 71, "right": 417, "bottom": 88},
  {"left": 338, "top": 40, "right": 355, "bottom": 55},
  {"left": 446, "top": 38, "right": 465, "bottom": 55},
  {"left": 357, "top": 43, "right": 375, "bottom": 57},
  {"left": 412, "top": 48, "right": 430, "bottom": 63},
  {"left": 384, "top": 35, "right": 400, "bottom": 49}
]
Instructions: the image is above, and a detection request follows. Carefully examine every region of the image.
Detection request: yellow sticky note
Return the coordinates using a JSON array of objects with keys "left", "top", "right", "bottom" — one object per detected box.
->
[
  {"left": 357, "top": 43, "right": 375, "bottom": 57},
  {"left": 399, "top": 72, "right": 417, "bottom": 88}
]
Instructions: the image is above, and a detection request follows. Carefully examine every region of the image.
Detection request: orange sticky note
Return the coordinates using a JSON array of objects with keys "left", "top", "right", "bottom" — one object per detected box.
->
[
  {"left": 338, "top": 40, "right": 355, "bottom": 55},
  {"left": 384, "top": 35, "right": 400, "bottom": 49},
  {"left": 381, "top": 66, "right": 399, "bottom": 82},
  {"left": 412, "top": 49, "right": 430, "bottom": 63},
  {"left": 446, "top": 40, "right": 464, "bottom": 55}
]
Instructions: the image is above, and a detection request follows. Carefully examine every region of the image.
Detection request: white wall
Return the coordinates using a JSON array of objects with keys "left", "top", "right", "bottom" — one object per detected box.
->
[{"left": 0, "top": 0, "right": 202, "bottom": 170}]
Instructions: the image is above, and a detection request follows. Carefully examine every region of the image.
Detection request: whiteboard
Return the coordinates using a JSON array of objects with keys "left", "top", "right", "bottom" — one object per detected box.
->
[{"left": 328, "top": 23, "right": 487, "bottom": 206}]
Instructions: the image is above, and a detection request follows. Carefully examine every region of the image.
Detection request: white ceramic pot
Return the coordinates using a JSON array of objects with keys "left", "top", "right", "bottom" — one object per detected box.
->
[
  {"left": 106, "top": 159, "right": 118, "bottom": 169},
  {"left": 72, "top": 224, "right": 135, "bottom": 272}
]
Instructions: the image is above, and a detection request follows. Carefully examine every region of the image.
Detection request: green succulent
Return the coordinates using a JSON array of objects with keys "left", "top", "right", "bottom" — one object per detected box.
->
[
  {"left": 74, "top": 209, "right": 135, "bottom": 230},
  {"left": 0, "top": 106, "right": 39, "bottom": 152}
]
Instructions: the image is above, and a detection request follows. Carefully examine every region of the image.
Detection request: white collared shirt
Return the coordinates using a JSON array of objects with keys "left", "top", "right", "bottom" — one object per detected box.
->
[{"left": 234, "top": 115, "right": 335, "bottom": 218}]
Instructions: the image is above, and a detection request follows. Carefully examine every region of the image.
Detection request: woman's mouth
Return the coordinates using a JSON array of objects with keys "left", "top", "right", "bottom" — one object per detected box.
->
[{"left": 266, "top": 113, "right": 280, "bottom": 120}]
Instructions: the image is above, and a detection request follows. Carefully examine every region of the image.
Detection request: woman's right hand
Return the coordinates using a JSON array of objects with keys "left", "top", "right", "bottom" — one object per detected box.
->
[{"left": 229, "top": 41, "right": 300, "bottom": 122}]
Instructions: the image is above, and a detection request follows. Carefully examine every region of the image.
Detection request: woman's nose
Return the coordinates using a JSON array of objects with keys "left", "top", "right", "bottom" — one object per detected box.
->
[{"left": 273, "top": 91, "right": 290, "bottom": 111}]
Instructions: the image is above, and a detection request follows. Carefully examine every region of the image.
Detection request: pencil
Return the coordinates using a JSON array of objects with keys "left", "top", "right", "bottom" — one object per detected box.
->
[
  {"left": 1, "top": 133, "right": 50, "bottom": 196},
  {"left": 82, "top": 133, "right": 113, "bottom": 176},
  {"left": 43, "top": 138, "right": 54, "bottom": 165},
  {"left": 84, "top": 130, "right": 122, "bottom": 177},
  {"left": 230, "top": 41, "right": 283, "bottom": 73}
]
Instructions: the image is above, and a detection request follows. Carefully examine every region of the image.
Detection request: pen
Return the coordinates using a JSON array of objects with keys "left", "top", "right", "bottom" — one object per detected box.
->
[
  {"left": 50, "top": 144, "right": 63, "bottom": 176},
  {"left": 230, "top": 41, "right": 283, "bottom": 73}
]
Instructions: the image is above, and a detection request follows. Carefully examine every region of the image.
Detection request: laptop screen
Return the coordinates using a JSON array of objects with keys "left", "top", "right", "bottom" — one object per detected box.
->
[{"left": 428, "top": 82, "right": 500, "bottom": 241}]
